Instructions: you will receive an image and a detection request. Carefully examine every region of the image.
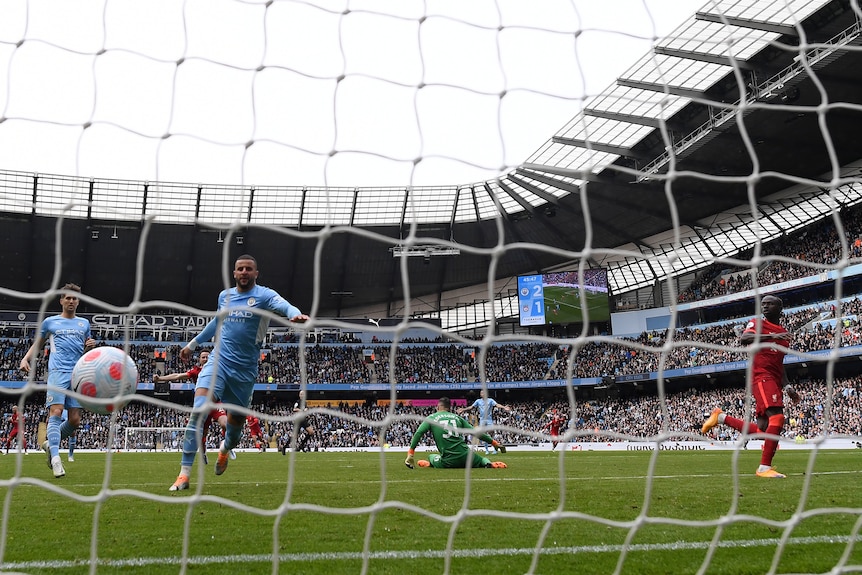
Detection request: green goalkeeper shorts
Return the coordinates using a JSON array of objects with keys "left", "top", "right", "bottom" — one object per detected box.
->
[{"left": 429, "top": 452, "right": 492, "bottom": 469}]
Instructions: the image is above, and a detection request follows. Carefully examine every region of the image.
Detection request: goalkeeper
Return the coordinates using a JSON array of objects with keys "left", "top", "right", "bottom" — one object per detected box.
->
[{"left": 405, "top": 397, "right": 507, "bottom": 469}]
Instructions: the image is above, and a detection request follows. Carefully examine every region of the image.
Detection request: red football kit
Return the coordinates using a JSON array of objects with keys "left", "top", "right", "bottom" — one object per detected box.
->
[
  {"left": 246, "top": 415, "right": 262, "bottom": 437},
  {"left": 7, "top": 411, "right": 24, "bottom": 447},
  {"left": 743, "top": 317, "right": 789, "bottom": 416}
]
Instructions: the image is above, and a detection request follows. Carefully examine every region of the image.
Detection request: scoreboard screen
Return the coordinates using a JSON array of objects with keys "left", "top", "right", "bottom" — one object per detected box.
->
[
  {"left": 517, "top": 275, "right": 545, "bottom": 326},
  {"left": 517, "top": 269, "right": 610, "bottom": 327}
]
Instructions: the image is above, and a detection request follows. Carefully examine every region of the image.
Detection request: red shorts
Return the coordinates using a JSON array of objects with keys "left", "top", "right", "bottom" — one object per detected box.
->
[{"left": 752, "top": 376, "right": 784, "bottom": 417}]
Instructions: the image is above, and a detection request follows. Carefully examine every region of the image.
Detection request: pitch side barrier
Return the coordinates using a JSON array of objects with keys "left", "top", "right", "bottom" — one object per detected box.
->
[
  {"left": 329, "top": 438, "right": 862, "bottom": 452},
  {"left": 103, "top": 438, "right": 862, "bottom": 454}
]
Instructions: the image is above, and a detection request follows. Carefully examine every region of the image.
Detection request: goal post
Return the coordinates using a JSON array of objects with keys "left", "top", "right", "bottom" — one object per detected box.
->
[{"left": 123, "top": 427, "right": 185, "bottom": 452}]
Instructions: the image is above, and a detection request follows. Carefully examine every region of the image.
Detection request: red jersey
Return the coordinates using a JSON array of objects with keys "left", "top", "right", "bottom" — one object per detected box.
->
[
  {"left": 246, "top": 415, "right": 262, "bottom": 436},
  {"left": 743, "top": 317, "right": 788, "bottom": 383},
  {"left": 186, "top": 365, "right": 202, "bottom": 383},
  {"left": 545, "top": 415, "right": 566, "bottom": 435},
  {"left": 8, "top": 410, "right": 24, "bottom": 441}
]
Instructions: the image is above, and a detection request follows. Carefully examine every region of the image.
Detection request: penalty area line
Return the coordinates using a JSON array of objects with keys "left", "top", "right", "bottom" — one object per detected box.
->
[{"left": 3, "top": 534, "right": 859, "bottom": 570}]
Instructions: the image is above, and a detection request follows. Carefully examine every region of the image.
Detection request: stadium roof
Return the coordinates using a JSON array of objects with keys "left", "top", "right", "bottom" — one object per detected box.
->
[{"left": 1, "top": 0, "right": 861, "bottom": 326}]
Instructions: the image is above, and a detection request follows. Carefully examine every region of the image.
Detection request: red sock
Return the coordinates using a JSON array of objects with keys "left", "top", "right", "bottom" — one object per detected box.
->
[
  {"left": 722, "top": 415, "right": 759, "bottom": 435},
  {"left": 200, "top": 413, "right": 214, "bottom": 451},
  {"left": 760, "top": 413, "right": 785, "bottom": 467}
]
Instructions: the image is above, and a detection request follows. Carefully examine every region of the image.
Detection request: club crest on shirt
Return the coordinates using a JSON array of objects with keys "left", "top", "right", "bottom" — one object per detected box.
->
[{"left": 247, "top": 297, "right": 256, "bottom": 306}]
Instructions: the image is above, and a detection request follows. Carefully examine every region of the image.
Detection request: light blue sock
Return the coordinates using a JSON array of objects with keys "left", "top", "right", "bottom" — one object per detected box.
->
[
  {"left": 224, "top": 421, "right": 243, "bottom": 452},
  {"left": 68, "top": 435, "right": 76, "bottom": 456},
  {"left": 180, "top": 396, "right": 208, "bottom": 467},
  {"left": 47, "top": 415, "right": 62, "bottom": 459}
]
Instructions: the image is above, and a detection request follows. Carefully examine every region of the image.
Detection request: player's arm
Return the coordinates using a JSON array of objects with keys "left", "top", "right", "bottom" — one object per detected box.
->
[
  {"left": 781, "top": 372, "right": 800, "bottom": 403},
  {"left": 153, "top": 371, "right": 190, "bottom": 383},
  {"left": 19, "top": 335, "right": 45, "bottom": 373},
  {"left": 84, "top": 325, "right": 96, "bottom": 352},
  {"left": 405, "top": 421, "right": 431, "bottom": 468},
  {"left": 740, "top": 327, "right": 789, "bottom": 345},
  {"left": 182, "top": 318, "right": 220, "bottom": 361}
]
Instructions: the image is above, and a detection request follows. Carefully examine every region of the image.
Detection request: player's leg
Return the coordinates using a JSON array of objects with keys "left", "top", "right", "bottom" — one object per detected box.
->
[
  {"left": 217, "top": 412, "right": 245, "bottom": 476},
  {"left": 298, "top": 423, "right": 314, "bottom": 451},
  {"left": 425, "top": 454, "right": 443, "bottom": 468},
  {"left": 479, "top": 420, "right": 492, "bottom": 453},
  {"left": 44, "top": 372, "right": 69, "bottom": 470},
  {"left": 716, "top": 413, "right": 759, "bottom": 435},
  {"left": 44, "top": 403, "right": 66, "bottom": 478},
  {"left": 752, "top": 379, "right": 787, "bottom": 478},
  {"left": 756, "top": 406, "right": 786, "bottom": 478},
  {"left": 470, "top": 452, "right": 492, "bottom": 468},
  {"left": 170, "top": 368, "right": 216, "bottom": 491},
  {"left": 170, "top": 391, "right": 208, "bottom": 491},
  {"left": 200, "top": 411, "right": 215, "bottom": 465},
  {"left": 67, "top": 434, "right": 76, "bottom": 462},
  {"left": 216, "top": 379, "right": 252, "bottom": 475},
  {"left": 216, "top": 412, "right": 236, "bottom": 459},
  {"left": 222, "top": 410, "right": 244, "bottom": 452},
  {"left": 470, "top": 451, "right": 506, "bottom": 468},
  {"left": 701, "top": 407, "right": 724, "bottom": 434},
  {"left": 59, "top": 407, "right": 81, "bottom": 441},
  {"left": 703, "top": 402, "right": 760, "bottom": 436}
]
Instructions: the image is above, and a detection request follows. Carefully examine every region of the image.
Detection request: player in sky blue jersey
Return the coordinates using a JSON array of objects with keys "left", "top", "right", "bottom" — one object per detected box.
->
[
  {"left": 169, "top": 254, "right": 309, "bottom": 491},
  {"left": 458, "top": 388, "right": 512, "bottom": 454},
  {"left": 20, "top": 283, "right": 96, "bottom": 478}
]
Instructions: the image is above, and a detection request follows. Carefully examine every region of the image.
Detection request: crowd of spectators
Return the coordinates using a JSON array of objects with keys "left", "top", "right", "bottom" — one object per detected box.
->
[
  {"left": 678, "top": 203, "right": 862, "bottom": 303},
  {"left": 2, "top": 375, "right": 858, "bottom": 453},
  {"left": 3, "top": 204, "right": 862, "bottom": 457},
  {"left": 5, "top": 296, "right": 861, "bottom": 387}
]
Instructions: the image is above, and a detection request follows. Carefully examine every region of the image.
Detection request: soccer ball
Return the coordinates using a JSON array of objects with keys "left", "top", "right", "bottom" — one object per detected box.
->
[{"left": 71, "top": 347, "right": 138, "bottom": 414}]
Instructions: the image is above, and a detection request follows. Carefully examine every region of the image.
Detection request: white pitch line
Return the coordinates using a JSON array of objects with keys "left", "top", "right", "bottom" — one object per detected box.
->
[
  {"left": 1, "top": 535, "right": 859, "bottom": 571},
  {"left": 5, "top": 468, "right": 862, "bottom": 491}
]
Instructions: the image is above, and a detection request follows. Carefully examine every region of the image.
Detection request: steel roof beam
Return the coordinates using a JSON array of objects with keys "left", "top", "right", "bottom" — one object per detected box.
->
[
  {"left": 582, "top": 108, "right": 670, "bottom": 129},
  {"left": 551, "top": 136, "right": 649, "bottom": 160},
  {"left": 653, "top": 45, "right": 754, "bottom": 70},
  {"left": 695, "top": 12, "right": 800, "bottom": 36},
  {"left": 616, "top": 78, "right": 710, "bottom": 100}
]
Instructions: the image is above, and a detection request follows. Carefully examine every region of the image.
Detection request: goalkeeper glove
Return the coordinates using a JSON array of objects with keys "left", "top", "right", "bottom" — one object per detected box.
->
[
  {"left": 492, "top": 440, "right": 506, "bottom": 454},
  {"left": 405, "top": 449, "right": 415, "bottom": 469}
]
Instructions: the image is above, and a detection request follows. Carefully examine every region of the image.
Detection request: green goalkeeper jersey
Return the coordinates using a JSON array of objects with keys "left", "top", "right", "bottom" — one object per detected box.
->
[{"left": 409, "top": 410, "right": 494, "bottom": 468}]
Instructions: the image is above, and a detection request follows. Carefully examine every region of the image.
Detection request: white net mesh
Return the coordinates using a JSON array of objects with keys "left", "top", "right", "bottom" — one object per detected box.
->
[{"left": 1, "top": 0, "right": 862, "bottom": 573}]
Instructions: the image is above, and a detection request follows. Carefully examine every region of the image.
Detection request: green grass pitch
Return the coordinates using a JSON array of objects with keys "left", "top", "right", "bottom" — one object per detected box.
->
[
  {"left": 543, "top": 285, "right": 610, "bottom": 324},
  {"left": 0, "top": 449, "right": 860, "bottom": 574}
]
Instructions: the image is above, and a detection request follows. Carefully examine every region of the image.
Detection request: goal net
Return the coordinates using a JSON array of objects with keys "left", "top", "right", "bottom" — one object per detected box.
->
[
  {"left": 124, "top": 427, "right": 186, "bottom": 452},
  {"left": 1, "top": 0, "right": 861, "bottom": 574}
]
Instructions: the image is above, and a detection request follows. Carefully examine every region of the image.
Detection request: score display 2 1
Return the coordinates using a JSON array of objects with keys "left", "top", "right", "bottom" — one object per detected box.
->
[{"left": 517, "top": 275, "right": 545, "bottom": 326}]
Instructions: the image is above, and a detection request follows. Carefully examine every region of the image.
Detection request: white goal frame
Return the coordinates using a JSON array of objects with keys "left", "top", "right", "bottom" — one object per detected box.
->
[{"left": 123, "top": 427, "right": 185, "bottom": 452}]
